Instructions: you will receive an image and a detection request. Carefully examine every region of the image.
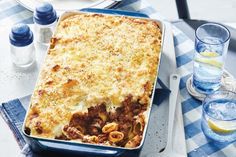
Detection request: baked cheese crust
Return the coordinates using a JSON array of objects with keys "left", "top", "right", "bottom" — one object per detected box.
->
[{"left": 24, "top": 12, "right": 162, "bottom": 147}]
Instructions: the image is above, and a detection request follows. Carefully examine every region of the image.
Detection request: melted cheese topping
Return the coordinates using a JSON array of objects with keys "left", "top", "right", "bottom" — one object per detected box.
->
[{"left": 25, "top": 13, "right": 162, "bottom": 138}]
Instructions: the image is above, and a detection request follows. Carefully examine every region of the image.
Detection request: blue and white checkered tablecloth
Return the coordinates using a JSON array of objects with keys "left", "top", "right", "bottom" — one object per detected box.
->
[{"left": 0, "top": 0, "right": 235, "bottom": 156}]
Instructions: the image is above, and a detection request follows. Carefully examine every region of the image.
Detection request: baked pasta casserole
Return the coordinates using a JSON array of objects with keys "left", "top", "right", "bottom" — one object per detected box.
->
[{"left": 24, "top": 12, "right": 162, "bottom": 148}]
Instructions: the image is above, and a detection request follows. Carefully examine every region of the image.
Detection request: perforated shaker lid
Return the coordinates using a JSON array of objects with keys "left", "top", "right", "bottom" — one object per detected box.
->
[
  {"left": 34, "top": 2, "right": 57, "bottom": 25},
  {"left": 9, "top": 23, "right": 33, "bottom": 47}
]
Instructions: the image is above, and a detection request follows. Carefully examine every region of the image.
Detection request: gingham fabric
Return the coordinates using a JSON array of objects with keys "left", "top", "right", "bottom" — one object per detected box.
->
[
  {"left": 0, "top": 0, "right": 235, "bottom": 156},
  {"left": 172, "top": 27, "right": 236, "bottom": 157}
]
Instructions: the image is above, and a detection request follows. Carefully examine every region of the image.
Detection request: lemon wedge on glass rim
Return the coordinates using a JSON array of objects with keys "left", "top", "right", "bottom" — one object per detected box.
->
[{"left": 208, "top": 119, "right": 236, "bottom": 134}]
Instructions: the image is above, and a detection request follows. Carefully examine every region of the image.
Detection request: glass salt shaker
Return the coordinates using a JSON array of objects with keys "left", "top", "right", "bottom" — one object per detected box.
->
[
  {"left": 9, "top": 23, "right": 35, "bottom": 68},
  {"left": 34, "top": 2, "right": 57, "bottom": 44}
]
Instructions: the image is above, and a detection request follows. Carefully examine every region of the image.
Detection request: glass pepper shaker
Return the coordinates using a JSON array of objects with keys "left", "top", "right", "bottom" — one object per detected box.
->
[
  {"left": 34, "top": 2, "right": 57, "bottom": 44},
  {"left": 9, "top": 23, "right": 35, "bottom": 68}
]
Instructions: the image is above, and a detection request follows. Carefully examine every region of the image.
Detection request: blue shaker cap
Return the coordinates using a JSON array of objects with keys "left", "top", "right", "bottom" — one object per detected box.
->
[
  {"left": 34, "top": 2, "right": 57, "bottom": 25},
  {"left": 9, "top": 23, "right": 33, "bottom": 47}
]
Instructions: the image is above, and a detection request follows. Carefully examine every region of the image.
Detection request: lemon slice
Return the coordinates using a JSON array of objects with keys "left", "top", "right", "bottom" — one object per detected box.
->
[
  {"left": 195, "top": 51, "right": 222, "bottom": 68},
  {"left": 195, "top": 58, "right": 223, "bottom": 68},
  {"left": 208, "top": 120, "right": 236, "bottom": 134},
  {"left": 200, "top": 51, "right": 219, "bottom": 57}
]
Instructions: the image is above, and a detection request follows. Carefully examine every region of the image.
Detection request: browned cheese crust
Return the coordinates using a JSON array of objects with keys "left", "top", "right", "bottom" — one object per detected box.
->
[{"left": 25, "top": 13, "right": 162, "bottom": 148}]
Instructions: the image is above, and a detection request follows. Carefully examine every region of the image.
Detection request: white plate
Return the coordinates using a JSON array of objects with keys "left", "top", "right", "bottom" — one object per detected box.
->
[{"left": 15, "top": 0, "right": 121, "bottom": 14}]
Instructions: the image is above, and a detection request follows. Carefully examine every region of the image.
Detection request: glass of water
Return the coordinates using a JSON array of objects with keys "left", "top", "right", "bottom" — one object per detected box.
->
[
  {"left": 201, "top": 91, "right": 236, "bottom": 142},
  {"left": 193, "top": 23, "right": 230, "bottom": 94}
]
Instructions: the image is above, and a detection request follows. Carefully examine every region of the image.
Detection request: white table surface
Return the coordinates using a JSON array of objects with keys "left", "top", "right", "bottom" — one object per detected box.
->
[
  {"left": 0, "top": 22, "right": 186, "bottom": 157},
  {"left": 0, "top": 25, "right": 47, "bottom": 157}
]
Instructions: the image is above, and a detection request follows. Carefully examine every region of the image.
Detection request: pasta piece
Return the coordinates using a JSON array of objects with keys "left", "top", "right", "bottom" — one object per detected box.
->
[
  {"left": 102, "top": 122, "right": 118, "bottom": 133},
  {"left": 75, "top": 125, "right": 86, "bottom": 134},
  {"left": 108, "top": 131, "right": 124, "bottom": 143},
  {"left": 127, "top": 129, "right": 135, "bottom": 140},
  {"left": 89, "top": 136, "right": 99, "bottom": 143},
  {"left": 82, "top": 135, "right": 98, "bottom": 144},
  {"left": 98, "top": 112, "right": 107, "bottom": 122},
  {"left": 63, "top": 125, "right": 84, "bottom": 139},
  {"left": 133, "top": 116, "right": 145, "bottom": 134},
  {"left": 125, "top": 135, "right": 142, "bottom": 148}
]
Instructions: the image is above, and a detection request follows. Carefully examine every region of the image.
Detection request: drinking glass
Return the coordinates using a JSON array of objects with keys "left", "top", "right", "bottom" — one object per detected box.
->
[
  {"left": 201, "top": 91, "right": 236, "bottom": 142},
  {"left": 193, "top": 23, "right": 230, "bottom": 94}
]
